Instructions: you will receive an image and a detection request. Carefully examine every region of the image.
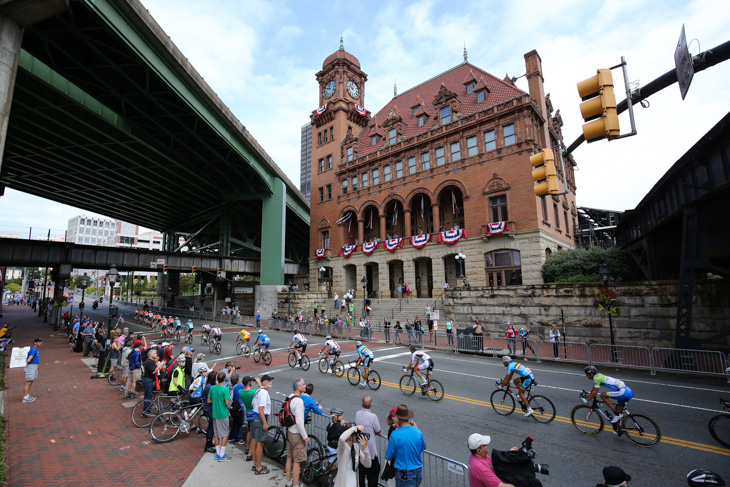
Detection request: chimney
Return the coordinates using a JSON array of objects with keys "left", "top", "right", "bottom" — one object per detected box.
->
[{"left": 524, "top": 50, "right": 550, "bottom": 147}]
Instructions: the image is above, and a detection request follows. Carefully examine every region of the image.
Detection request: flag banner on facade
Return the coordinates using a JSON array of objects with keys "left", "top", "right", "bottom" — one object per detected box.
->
[
  {"left": 336, "top": 212, "right": 353, "bottom": 225},
  {"left": 353, "top": 104, "right": 368, "bottom": 116},
  {"left": 452, "top": 190, "right": 460, "bottom": 216},
  {"left": 368, "top": 210, "right": 373, "bottom": 229},
  {"left": 392, "top": 201, "right": 398, "bottom": 225},
  {"left": 316, "top": 249, "right": 327, "bottom": 258},
  {"left": 337, "top": 244, "right": 357, "bottom": 258},
  {"left": 385, "top": 237, "right": 404, "bottom": 252},
  {"left": 410, "top": 233, "right": 431, "bottom": 249},
  {"left": 486, "top": 222, "right": 506, "bottom": 235},
  {"left": 421, "top": 195, "right": 425, "bottom": 221},
  {"left": 362, "top": 241, "right": 379, "bottom": 255},
  {"left": 437, "top": 228, "right": 468, "bottom": 245},
  {"left": 315, "top": 104, "right": 328, "bottom": 116}
]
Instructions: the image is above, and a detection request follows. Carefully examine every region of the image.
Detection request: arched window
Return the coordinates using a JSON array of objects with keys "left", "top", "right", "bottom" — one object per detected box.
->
[{"left": 485, "top": 249, "right": 522, "bottom": 286}]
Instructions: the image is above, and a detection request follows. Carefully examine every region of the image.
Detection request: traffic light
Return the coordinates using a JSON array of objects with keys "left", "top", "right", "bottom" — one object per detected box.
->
[
  {"left": 216, "top": 267, "right": 221, "bottom": 278},
  {"left": 530, "top": 148, "right": 558, "bottom": 196},
  {"left": 163, "top": 265, "right": 168, "bottom": 275},
  {"left": 577, "top": 68, "right": 619, "bottom": 142},
  {"left": 191, "top": 266, "right": 197, "bottom": 276}
]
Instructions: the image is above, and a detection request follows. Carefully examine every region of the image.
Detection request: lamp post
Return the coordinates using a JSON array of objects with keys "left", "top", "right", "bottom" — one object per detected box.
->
[
  {"left": 361, "top": 276, "right": 368, "bottom": 318},
  {"left": 287, "top": 279, "right": 293, "bottom": 316},
  {"left": 455, "top": 253, "right": 466, "bottom": 278},
  {"left": 319, "top": 266, "right": 326, "bottom": 285},
  {"left": 79, "top": 272, "right": 89, "bottom": 315},
  {"left": 106, "top": 264, "right": 119, "bottom": 340},
  {"left": 599, "top": 263, "right": 617, "bottom": 363}
]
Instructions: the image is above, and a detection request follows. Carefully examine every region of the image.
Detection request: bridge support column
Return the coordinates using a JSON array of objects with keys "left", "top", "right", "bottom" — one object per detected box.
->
[
  {"left": 218, "top": 213, "right": 231, "bottom": 256},
  {"left": 260, "top": 178, "right": 285, "bottom": 286},
  {"left": 0, "top": 15, "right": 22, "bottom": 168},
  {"left": 167, "top": 270, "right": 180, "bottom": 308}
]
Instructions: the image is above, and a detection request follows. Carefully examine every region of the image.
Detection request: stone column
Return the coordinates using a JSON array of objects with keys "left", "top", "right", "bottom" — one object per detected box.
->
[
  {"left": 379, "top": 214, "right": 387, "bottom": 240},
  {"left": 404, "top": 209, "right": 412, "bottom": 239},
  {"left": 431, "top": 204, "right": 440, "bottom": 235},
  {"left": 0, "top": 16, "right": 22, "bottom": 168},
  {"left": 357, "top": 218, "right": 364, "bottom": 245}
]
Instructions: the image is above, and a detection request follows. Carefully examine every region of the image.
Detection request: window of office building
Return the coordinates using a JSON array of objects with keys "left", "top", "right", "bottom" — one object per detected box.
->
[
  {"left": 408, "top": 156, "right": 416, "bottom": 175},
  {"left": 372, "top": 168, "right": 379, "bottom": 185},
  {"left": 490, "top": 195, "right": 508, "bottom": 222},
  {"left": 435, "top": 147, "right": 445, "bottom": 166},
  {"left": 485, "top": 249, "right": 522, "bottom": 286},
  {"left": 441, "top": 106, "right": 451, "bottom": 125},
  {"left": 421, "top": 152, "right": 430, "bottom": 170},
  {"left": 484, "top": 130, "right": 496, "bottom": 151},
  {"left": 503, "top": 123, "right": 515, "bottom": 146},
  {"left": 450, "top": 141, "right": 461, "bottom": 162},
  {"left": 466, "top": 136, "right": 478, "bottom": 157},
  {"left": 383, "top": 165, "right": 391, "bottom": 182},
  {"left": 395, "top": 160, "right": 403, "bottom": 178}
]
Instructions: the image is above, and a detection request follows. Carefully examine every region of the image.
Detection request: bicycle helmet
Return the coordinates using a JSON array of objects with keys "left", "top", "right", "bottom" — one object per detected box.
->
[
  {"left": 356, "top": 341, "right": 362, "bottom": 347},
  {"left": 330, "top": 408, "right": 343, "bottom": 417},
  {"left": 326, "top": 335, "right": 332, "bottom": 340},
  {"left": 584, "top": 365, "right": 598, "bottom": 375},
  {"left": 502, "top": 356, "right": 512, "bottom": 363},
  {"left": 687, "top": 469, "right": 725, "bottom": 486},
  {"left": 197, "top": 365, "right": 208, "bottom": 376},
  {"left": 409, "top": 345, "right": 417, "bottom": 352}
]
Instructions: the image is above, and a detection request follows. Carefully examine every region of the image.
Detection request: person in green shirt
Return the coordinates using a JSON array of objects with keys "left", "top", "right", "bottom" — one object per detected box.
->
[
  {"left": 168, "top": 357, "right": 186, "bottom": 395},
  {"left": 240, "top": 376, "right": 261, "bottom": 459},
  {"left": 208, "top": 372, "right": 231, "bottom": 461}
]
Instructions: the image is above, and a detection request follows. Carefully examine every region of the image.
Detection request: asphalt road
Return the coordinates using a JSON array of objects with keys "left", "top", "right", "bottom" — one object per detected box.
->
[{"left": 67, "top": 294, "right": 730, "bottom": 486}]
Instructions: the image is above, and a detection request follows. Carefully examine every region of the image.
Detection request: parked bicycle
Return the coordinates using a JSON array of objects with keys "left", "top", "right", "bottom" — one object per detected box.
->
[
  {"left": 571, "top": 391, "right": 661, "bottom": 447},
  {"left": 131, "top": 393, "right": 180, "bottom": 428},
  {"left": 253, "top": 345, "right": 272, "bottom": 366},
  {"left": 287, "top": 348, "right": 311, "bottom": 371},
  {"left": 399, "top": 365, "right": 442, "bottom": 401},
  {"left": 708, "top": 398, "right": 730, "bottom": 448},
  {"left": 149, "top": 400, "right": 208, "bottom": 443},
  {"left": 347, "top": 361, "right": 381, "bottom": 390},
  {"left": 301, "top": 438, "right": 337, "bottom": 486},
  {"left": 317, "top": 352, "right": 344, "bottom": 377},
  {"left": 490, "top": 381, "right": 555, "bottom": 423},
  {"left": 264, "top": 422, "right": 323, "bottom": 463}
]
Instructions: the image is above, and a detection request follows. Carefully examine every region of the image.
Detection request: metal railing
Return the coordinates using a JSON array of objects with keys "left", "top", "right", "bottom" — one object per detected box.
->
[
  {"left": 536, "top": 340, "right": 591, "bottom": 363},
  {"left": 589, "top": 344, "right": 652, "bottom": 370},
  {"left": 651, "top": 347, "right": 729, "bottom": 377}
]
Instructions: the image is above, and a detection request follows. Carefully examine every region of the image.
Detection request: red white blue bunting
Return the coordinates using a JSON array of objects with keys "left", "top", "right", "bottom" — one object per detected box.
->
[
  {"left": 353, "top": 104, "right": 368, "bottom": 116},
  {"left": 437, "top": 228, "right": 468, "bottom": 245},
  {"left": 316, "top": 249, "right": 327, "bottom": 258},
  {"left": 385, "top": 238, "right": 404, "bottom": 252},
  {"left": 362, "top": 241, "right": 379, "bottom": 255},
  {"left": 338, "top": 244, "right": 357, "bottom": 258},
  {"left": 410, "top": 234, "right": 431, "bottom": 249},
  {"left": 486, "top": 222, "right": 506, "bottom": 235},
  {"left": 315, "top": 104, "right": 328, "bottom": 116}
]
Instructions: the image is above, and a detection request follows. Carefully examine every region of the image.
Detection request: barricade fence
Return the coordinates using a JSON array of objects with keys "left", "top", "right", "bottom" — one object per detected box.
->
[
  {"left": 589, "top": 344, "right": 652, "bottom": 370},
  {"left": 651, "top": 347, "right": 729, "bottom": 378}
]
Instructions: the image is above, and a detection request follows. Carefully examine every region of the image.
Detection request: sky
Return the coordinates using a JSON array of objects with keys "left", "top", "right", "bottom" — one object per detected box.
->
[{"left": 1, "top": 0, "right": 729, "bottom": 239}]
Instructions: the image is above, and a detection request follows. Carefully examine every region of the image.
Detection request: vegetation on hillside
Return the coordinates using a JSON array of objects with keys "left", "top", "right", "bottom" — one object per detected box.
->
[{"left": 541, "top": 246, "right": 636, "bottom": 284}]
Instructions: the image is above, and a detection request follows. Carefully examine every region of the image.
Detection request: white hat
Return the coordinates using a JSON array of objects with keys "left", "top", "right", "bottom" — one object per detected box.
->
[
  {"left": 161, "top": 342, "right": 170, "bottom": 347},
  {"left": 467, "top": 433, "right": 491, "bottom": 450}
]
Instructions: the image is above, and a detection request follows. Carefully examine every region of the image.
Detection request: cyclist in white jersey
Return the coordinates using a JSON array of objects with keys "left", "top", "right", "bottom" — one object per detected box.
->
[
  {"left": 406, "top": 344, "right": 433, "bottom": 385},
  {"left": 288, "top": 332, "right": 308, "bottom": 364},
  {"left": 318, "top": 336, "right": 340, "bottom": 372}
]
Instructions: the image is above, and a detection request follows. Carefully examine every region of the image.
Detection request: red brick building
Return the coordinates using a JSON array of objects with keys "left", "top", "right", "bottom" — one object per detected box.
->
[{"left": 308, "top": 44, "right": 577, "bottom": 297}]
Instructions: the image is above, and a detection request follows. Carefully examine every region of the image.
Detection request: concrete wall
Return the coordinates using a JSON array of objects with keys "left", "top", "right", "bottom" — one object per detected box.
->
[{"left": 444, "top": 280, "right": 730, "bottom": 350}]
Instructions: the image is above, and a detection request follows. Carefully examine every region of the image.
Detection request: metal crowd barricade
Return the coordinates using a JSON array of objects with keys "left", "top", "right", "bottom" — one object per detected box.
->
[
  {"left": 422, "top": 449, "right": 470, "bottom": 487},
  {"left": 455, "top": 334, "right": 488, "bottom": 355},
  {"left": 651, "top": 347, "right": 730, "bottom": 379},
  {"left": 589, "top": 344, "right": 652, "bottom": 370},
  {"left": 537, "top": 340, "right": 590, "bottom": 363}
]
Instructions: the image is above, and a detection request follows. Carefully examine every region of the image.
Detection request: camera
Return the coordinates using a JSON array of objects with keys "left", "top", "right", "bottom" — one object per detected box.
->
[
  {"left": 234, "top": 366, "right": 241, "bottom": 370},
  {"left": 519, "top": 436, "right": 550, "bottom": 475},
  {"left": 355, "top": 431, "right": 370, "bottom": 441}
]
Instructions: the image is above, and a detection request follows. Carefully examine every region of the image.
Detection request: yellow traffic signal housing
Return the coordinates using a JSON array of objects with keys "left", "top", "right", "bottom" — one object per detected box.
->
[
  {"left": 530, "top": 148, "right": 559, "bottom": 196},
  {"left": 216, "top": 267, "right": 221, "bottom": 278},
  {"left": 163, "top": 264, "right": 168, "bottom": 275},
  {"left": 191, "top": 266, "right": 197, "bottom": 276},
  {"left": 577, "top": 68, "right": 619, "bottom": 142}
]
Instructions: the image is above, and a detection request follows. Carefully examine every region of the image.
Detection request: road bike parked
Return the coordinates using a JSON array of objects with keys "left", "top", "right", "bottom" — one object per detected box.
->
[
  {"left": 149, "top": 400, "right": 208, "bottom": 443},
  {"left": 131, "top": 393, "right": 180, "bottom": 428},
  {"left": 490, "top": 381, "right": 556, "bottom": 423}
]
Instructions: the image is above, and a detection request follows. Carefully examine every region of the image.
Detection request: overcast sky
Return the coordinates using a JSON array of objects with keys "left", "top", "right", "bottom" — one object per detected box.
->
[{"left": 1, "top": 0, "right": 729, "bottom": 239}]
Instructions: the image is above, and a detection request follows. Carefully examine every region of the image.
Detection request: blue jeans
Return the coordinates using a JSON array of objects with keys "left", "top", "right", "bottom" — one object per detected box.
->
[
  {"left": 142, "top": 377, "right": 155, "bottom": 413},
  {"left": 395, "top": 467, "right": 422, "bottom": 487}
]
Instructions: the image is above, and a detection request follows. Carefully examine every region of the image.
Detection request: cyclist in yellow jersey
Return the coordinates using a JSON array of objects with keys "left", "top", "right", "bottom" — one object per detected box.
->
[{"left": 237, "top": 329, "right": 251, "bottom": 345}]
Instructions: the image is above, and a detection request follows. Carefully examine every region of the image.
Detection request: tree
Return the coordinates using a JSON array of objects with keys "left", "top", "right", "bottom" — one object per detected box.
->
[{"left": 541, "top": 246, "right": 635, "bottom": 283}]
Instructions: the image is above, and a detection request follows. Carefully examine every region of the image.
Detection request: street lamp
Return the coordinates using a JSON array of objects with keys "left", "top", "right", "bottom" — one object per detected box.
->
[
  {"left": 361, "top": 276, "right": 368, "bottom": 318},
  {"left": 107, "top": 264, "right": 119, "bottom": 337},
  {"left": 599, "top": 263, "right": 617, "bottom": 363},
  {"left": 319, "top": 266, "right": 326, "bottom": 285},
  {"left": 455, "top": 253, "right": 466, "bottom": 278}
]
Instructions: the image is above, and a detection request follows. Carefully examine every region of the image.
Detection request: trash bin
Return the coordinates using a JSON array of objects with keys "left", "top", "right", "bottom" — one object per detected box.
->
[{"left": 96, "top": 349, "right": 111, "bottom": 373}]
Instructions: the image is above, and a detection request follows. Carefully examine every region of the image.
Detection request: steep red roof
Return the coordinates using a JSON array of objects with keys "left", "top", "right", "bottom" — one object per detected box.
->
[
  {"left": 323, "top": 48, "right": 360, "bottom": 68},
  {"left": 356, "top": 62, "right": 524, "bottom": 157}
]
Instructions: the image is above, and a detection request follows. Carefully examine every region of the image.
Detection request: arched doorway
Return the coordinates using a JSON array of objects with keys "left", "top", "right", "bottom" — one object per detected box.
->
[
  {"left": 485, "top": 249, "right": 522, "bottom": 286},
  {"left": 409, "top": 193, "right": 433, "bottom": 236},
  {"left": 364, "top": 262, "right": 379, "bottom": 298},
  {"left": 413, "top": 257, "right": 433, "bottom": 298},
  {"left": 344, "top": 264, "right": 358, "bottom": 294},
  {"left": 438, "top": 185, "right": 465, "bottom": 232},
  {"left": 388, "top": 260, "right": 404, "bottom": 298},
  {"left": 384, "top": 200, "right": 405, "bottom": 238},
  {"left": 441, "top": 254, "right": 461, "bottom": 287}
]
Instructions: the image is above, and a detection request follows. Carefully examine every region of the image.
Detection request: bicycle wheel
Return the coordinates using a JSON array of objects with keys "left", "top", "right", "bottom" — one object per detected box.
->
[
  {"left": 622, "top": 413, "right": 662, "bottom": 447},
  {"left": 570, "top": 404, "right": 604, "bottom": 436},
  {"left": 131, "top": 399, "right": 160, "bottom": 428},
  {"left": 301, "top": 355, "right": 310, "bottom": 371},
  {"left": 215, "top": 342, "right": 222, "bottom": 355},
  {"left": 262, "top": 351, "right": 272, "bottom": 366},
  {"left": 107, "top": 367, "right": 122, "bottom": 385},
  {"left": 198, "top": 411, "right": 209, "bottom": 433},
  {"left": 318, "top": 358, "right": 329, "bottom": 374},
  {"left": 490, "top": 389, "right": 516, "bottom": 416},
  {"left": 209, "top": 340, "right": 215, "bottom": 353},
  {"left": 173, "top": 334, "right": 180, "bottom": 344},
  {"left": 200, "top": 333, "right": 205, "bottom": 345},
  {"left": 243, "top": 344, "right": 251, "bottom": 358},
  {"left": 367, "top": 370, "right": 381, "bottom": 391},
  {"left": 186, "top": 334, "right": 193, "bottom": 344},
  {"left": 709, "top": 414, "right": 730, "bottom": 449},
  {"left": 149, "top": 411, "right": 182, "bottom": 443},
  {"left": 426, "top": 379, "right": 444, "bottom": 402},
  {"left": 399, "top": 375, "right": 416, "bottom": 396},
  {"left": 288, "top": 352, "right": 297, "bottom": 368},
  {"left": 264, "top": 426, "right": 285, "bottom": 459},
  {"left": 236, "top": 342, "right": 244, "bottom": 355},
  {"left": 253, "top": 349, "right": 261, "bottom": 363},
  {"left": 347, "top": 367, "right": 361, "bottom": 386},
  {"left": 333, "top": 360, "right": 345, "bottom": 377},
  {"left": 529, "top": 395, "right": 556, "bottom": 424},
  {"left": 301, "top": 436, "right": 324, "bottom": 483}
]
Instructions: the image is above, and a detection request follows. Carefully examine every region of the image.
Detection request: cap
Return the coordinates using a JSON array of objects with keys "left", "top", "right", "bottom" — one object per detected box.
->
[
  {"left": 467, "top": 433, "right": 491, "bottom": 450},
  {"left": 196, "top": 353, "right": 206, "bottom": 361},
  {"left": 261, "top": 374, "right": 275, "bottom": 382},
  {"left": 161, "top": 342, "right": 169, "bottom": 347},
  {"left": 188, "top": 347, "right": 195, "bottom": 352},
  {"left": 33, "top": 338, "right": 44, "bottom": 344},
  {"left": 603, "top": 466, "right": 631, "bottom": 486}
]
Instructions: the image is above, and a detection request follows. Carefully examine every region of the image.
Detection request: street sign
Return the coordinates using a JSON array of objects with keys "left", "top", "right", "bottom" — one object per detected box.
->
[
  {"left": 150, "top": 262, "right": 157, "bottom": 269},
  {"left": 674, "top": 24, "right": 694, "bottom": 100},
  {"left": 156, "top": 258, "right": 166, "bottom": 265}
]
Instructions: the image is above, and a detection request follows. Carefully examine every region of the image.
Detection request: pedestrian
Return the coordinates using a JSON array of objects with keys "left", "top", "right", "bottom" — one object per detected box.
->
[
  {"left": 334, "top": 293, "right": 339, "bottom": 312},
  {"left": 446, "top": 316, "right": 454, "bottom": 346},
  {"left": 208, "top": 371, "right": 231, "bottom": 461},
  {"left": 355, "top": 396, "right": 382, "bottom": 487},
  {"left": 285, "top": 378, "right": 310, "bottom": 487},
  {"left": 255, "top": 310, "right": 261, "bottom": 329},
  {"left": 335, "top": 424, "right": 372, "bottom": 487},
  {"left": 202, "top": 370, "right": 218, "bottom": 453},
  {"left": 141, "top": 348, "right": 162, "bottom": 416},
  {"left": 314, "top": 301, "right": 319, "bottom": 318},
  {"left": 505, "top": 323, "right": 516, "bottom": 355},
  {"left": 229, "top": 374, "right": 244, "bottom": 444},
  {"left": 302, "top": 383, "right": 323, "bottom": 419},
  {"left": 240, "top": 376, "right": 260, "bottom": 458},
  {"left": 467, "top": 433, "right": 514, "bottom": 487},
  {"left": 385, "top": 404, "right": 426, "bottom": 487},
  {"left": 405, "top": 320, "right": 414, "bottom": 345},
  {"left": 120, "top": 338, "right": 132, "bottom": 392},
  {"left": 168, "top": 356, "right": 187, "bottom": 398},
  {"left": 383, "top": 317, "right": 391, "bottom": 344},
  {"left": 397, "top": 283, "right": 403, "bottom": 299},
  {"left": 394, "top": 321, "right": 402, "bottom": 345},
  {"left": 518, "top": 327, "right": 535, "bottom": 360},
  {"left": 81, "top": 320, "right": 94, "bottom": 356},
  {"left": 427, "top": 318, "right": 434, "bottom": 343},
  {"left": 250, "top": 374, "right": 274, "bottom": 475},
  {"left": 191, "top": 352, "right": 210, "bottom": 379},
  {"left": 22, "top": 338, "right": 43, "bottom": 403},
  {"left": 406, "top": 283, "right": 412, "bottom": 301},
  {"left": 327, "top": 407, "right": 346, "bottom": 458},
  {"left": 595, "top": 466, "right": 631, "bottom": 487},
  {"left": 549, "top": 324, "right": 561, "bottom": 359},
  {"left": 441, "top": 281, "right": 449, "bottom": 298},
  {"left": 126, "top": 341, "right": 142, "bottom": 398}
]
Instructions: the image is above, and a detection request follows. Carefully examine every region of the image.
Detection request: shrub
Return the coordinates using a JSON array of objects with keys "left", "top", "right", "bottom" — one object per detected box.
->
[{"left": 542, "top": 247, "right": 634, "bottom": 283}]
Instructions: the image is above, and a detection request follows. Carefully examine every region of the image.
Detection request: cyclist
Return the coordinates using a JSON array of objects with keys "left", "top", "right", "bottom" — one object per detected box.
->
[
  {"left": 501, "top": 356, "right": 535, "bottom": 417},
  {"left": 237, "top": 328, "right": 251, "bottom": 348},
  {"left": 253, "top": 329, "right": 270, "bottom": 354},
  {"left": 173, "top": 317, "right": 183, "bottom": 340},
  {"left": 319, "top": 336, "right": 341, "bottom": 372},
  {"left": 201, "top": 323, "right": 211, "bottom": 344},
  {"left": 210, "top": 326, "right": 222, "bottom": 348},
  {"left": 185, "top": 319, "right": 195, "bottom": 341},
  {"left": 406, "top": 344, "right": 433, "bottom": 393},
  {"left": 159, "top": 316, "right": 168, "bottom": 338},
  {"left": 584, "top": 365, "right": 634, "bottom": 423},
  {"left": 355, "top": 341, "right": 375, "bottom": 388},
  {"left": 288, "top": 331, "right": 308, "bottom": 365}
]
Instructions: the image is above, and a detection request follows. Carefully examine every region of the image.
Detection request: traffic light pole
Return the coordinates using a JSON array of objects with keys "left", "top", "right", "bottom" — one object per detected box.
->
[{"left": 565, "top": 39, "right": 730, "bottom": 156}]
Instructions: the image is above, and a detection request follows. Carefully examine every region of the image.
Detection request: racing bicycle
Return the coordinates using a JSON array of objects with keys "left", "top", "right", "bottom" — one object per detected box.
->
[
  {"left": 236, "top": 339, "right": 251, "bottom": 357},
  {"left": 490, "top": 381, "right": 556, "bottom": 423},
  {"left": 399, "top": 366, "right": 441, "bottom": 401},
  {"left": 253, "top": 345, "right": 272, "bottom": 366},
  {"left": 347, "top": 360, "right": 381, "bottom": 390},
  {"left": 287, "top": 348, "right": 310, "bottom": 370},
  {"left": 317, "top": 352, "right": 344, "bottom": 377},
  {"left": 149, "top": 400, "right": 209, "bottom": 443},
  {"left": 708, "top": 398, "right": 730, "bottom": 448},
  {"left": 208, "top": 335, "right": 222, "bottom": 355}
]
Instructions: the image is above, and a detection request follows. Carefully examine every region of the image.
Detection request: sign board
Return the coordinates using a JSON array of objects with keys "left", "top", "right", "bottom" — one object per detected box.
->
[
  {"left": 674, "top": 24, "right": 694, "bottom": 100},
  {"left": 156, "top": 258, "right": 166, "bottom": 265},
  {"left": 447, "top": 462, "right": 465, "bottom": 476},
  {"left": 224, "top": 297, "right": 231, "bottom": 302},
  {"left": 149, "top": 262, "right": 158, "bottom": 269},
  {"left": 10, "top": 347, "right": 30, "bottom": 368},
  {"left": 234, "top": 287, "right": 253, "bottom": 294},
  {"left": 431, "top": 310, "right": 440, "bottom": 320},
  {"left": 432, "top": 320, "right": 438, "bottom": 331}
]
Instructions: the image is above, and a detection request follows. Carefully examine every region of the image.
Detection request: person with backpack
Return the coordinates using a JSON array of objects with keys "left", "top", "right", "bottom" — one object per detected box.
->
[
  {"left": 250, "top": 374, "right": 274, "bottom": 475},
  {"left": 228, "top": 374, "right": 245, "bottom": 445},
  {"left": 201, "top": 370, "right": 217, "bottom": 454},
  {"left": 284, "top": 378, "right": 310, "bottom": 487}
]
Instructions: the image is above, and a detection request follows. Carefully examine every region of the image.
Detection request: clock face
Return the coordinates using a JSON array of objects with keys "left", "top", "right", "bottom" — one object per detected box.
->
[
  {"left": 347, "top": 80, "right": 359, "bottom": 98},
  {"left": 324, "top": 80, "right": 336, "bottom": 98}
]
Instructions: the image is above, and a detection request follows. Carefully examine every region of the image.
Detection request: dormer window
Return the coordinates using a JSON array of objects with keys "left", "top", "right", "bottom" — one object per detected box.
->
[
  {"left": 465, "top": 82, "right": 475, "bottom": 95},
  {"left": 412, "top": 106, "right": 419, "bottom": 117},
  {"left": 388, "top": 128, "right": 397, "bottom": 145},
  {"left": 440, "top": 106, "right": 451, "bottom": 125},
  {"left": 346, "top": 146, "right": 354, "bottom": 162},
  {"left": 476, "top": 89, "right": 487, "bottom": 104},
  {"left": 417, "top": 115, "right": 426, "bottom": 128},
  {"left": 371, "top": 135, "right": 379, "bottom": 146}
]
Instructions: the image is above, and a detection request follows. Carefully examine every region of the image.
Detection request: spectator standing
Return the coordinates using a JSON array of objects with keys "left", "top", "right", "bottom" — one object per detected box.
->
[
  {"left": 314, "top": 301, "right": 319, "bottom": 318},
  {"left": 285, "top": 378, "right": 310, "bottom": 487},
  {"left": 335, "top": 425, "right": 372, "bottom": 487},
  {"left": 383, "top": 318, "right": 391, "bottom": 344},
  {"left": 202, "top": 370, "right": 218, "bottom": 453},
  {"left": 354, "top": 396, "right": 382, "bottom": 487},
  {"left": 168, "top": 357, "right": 187, "bottom": 397},
  {"left": 595, "top": 466, "right": 631, "bottom": 487},
  {"left": 191, "top": 352, "right": 209, "bottom": 379},
  {"left": 250, "top": 374, "right": 274, "bottom": 475},
  {"left": 549, "top": 324, "right": 561, "bottom": 359},
  {"left": 229, "top": 374, "right": 245, "bottom": 444},
  {"left": 81, "top": 321, "right": 94, "bottom": 356},
  {"left": 23, "top": 338, "right": 43, "bottom": 403},
  {"left": 441, "top": 281, "right": 449, "bottom": 298},
  {"left": 505, "top": 323, "right": 517, "bottom": 355},
  {"left": 385, "top": 404, "right": 426, "bottom": 487},
  {"left": 326, "top": 408, "right": 346, "bottom": 456},
  {"left": 405, "top": 320, "right": 414, "bottom": 345},
  {"left": 120, "top": 338, "right": 132, "bottom": 392},
  {"left": 334, "top": 293, "right": 339, "bottom": 312},
  {"left": 240, "top": 376, "right": 260, "bottom": 458},
  {"left": 208, "top": 371, "right": 231, "bottom": 461},
  {"left": 518, "top": 327, "right": 535, "bottom": 360},
  {"left": 302, "top": 383, "right": 323, "bottom": 419},
  {"left": 141, "top": 349, "right": 162, "bottom": 416},
  {"left": 394, "top": 321, "right": 403, "bottom": 345},
  {"left": 446, "top": 317, "right": 454, "bottom": 346},
  {"left": 406, "top": 283, "right": 412, "bottom": 301},
  {"left": 126, "top": 342, "right": 142, "bottom": 398},
  {"left": 467, "top": 433, "right": 514, "bottom": 487}
]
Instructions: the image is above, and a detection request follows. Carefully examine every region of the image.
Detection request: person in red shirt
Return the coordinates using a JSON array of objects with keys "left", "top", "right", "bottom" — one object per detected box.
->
[
  {"left": 161, "top": 342, "right": 174, "bottom": 364},
  {"left": 504, "top": 323, "right": 517, "bottom": 355},
  {"left": 467, "top": 434, "right": 514, "bottom": 487}
]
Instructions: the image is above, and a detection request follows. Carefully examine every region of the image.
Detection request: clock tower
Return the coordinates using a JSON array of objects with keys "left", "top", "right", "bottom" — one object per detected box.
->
[{"left": 309, "top": 39, "right": 369, "bottom": 262}]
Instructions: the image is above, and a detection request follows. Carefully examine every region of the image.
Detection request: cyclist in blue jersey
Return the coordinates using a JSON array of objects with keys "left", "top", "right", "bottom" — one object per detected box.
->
[
  {"left": 185, "top": 319, "right": 195, "bottom": 341},
  {"left": 501, "top": 356, "right": 535, "bottom": 416},
  {"left": 584, "top": 365, "right": 634, "bottom": 423},
  {"left": 355, "top": 341, "right": 375, "bottom": 388},
  {"left": 253, "top": 329, "right": 271, "bottom": 354}
]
